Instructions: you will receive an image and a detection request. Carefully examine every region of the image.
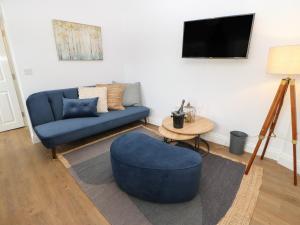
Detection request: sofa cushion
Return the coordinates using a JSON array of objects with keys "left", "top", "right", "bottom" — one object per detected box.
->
[
  {"left": 34, "top": 106, "right": 150, "bottom": 148},
  {"left": 62, "top": 97, "right": 98, "bottom": 119},
  {"left": 47, "top": 89, "right": 78, "bottom": 120},
  {"left": 26, "top": 92, "right": 55, "bottom": 126},
  {"left": 47, "top": 92, "right": 64, "bottom": 120},
  {"left": 112, "top": 81, "right": 142, "bottom": 106},
  {"left": 96, "top": 84, "right": 125, "bottom": 110},
  {"left": 79, "top": 86, "right": 108, "bottom": 113}
]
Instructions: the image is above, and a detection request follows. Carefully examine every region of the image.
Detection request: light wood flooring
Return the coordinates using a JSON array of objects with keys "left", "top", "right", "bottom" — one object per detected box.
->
[{"left": 0, "top": 122, "right": 300, "bottom": 225}]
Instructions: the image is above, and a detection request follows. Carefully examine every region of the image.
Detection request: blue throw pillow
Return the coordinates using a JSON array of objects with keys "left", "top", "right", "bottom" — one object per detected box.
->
[{"left": 62, "top": 97, "right": 98, "bottom": 119}]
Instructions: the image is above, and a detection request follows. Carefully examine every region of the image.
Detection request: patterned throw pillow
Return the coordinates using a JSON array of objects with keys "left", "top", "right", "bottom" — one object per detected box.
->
[
  {"left": 78, "top": 86, "right": 108, "bottom": 113},
  {"left": 62, "top": 97, "right": 98, "bottom": 119},
  {"left": 96, "top": 84, "right": 125, "bottom": 110}
]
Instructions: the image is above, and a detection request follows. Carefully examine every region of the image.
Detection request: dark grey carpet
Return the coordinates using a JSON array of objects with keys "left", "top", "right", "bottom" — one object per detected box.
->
[{"left": 64, "top": 127, "right": 245, "bottom": 225}]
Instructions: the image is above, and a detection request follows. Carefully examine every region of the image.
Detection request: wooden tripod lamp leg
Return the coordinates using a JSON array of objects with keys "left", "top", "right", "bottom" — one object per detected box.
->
[
  {"left": 244, "top": 138, "right": 264, "bottom": 175},
  {"left": 245, "top": 79, "right": 290, "bottom": 175},
  {"left": 261, "top": 82, "right": 289, "bottom": 160},
  {"left": 290, "top": 79, "right": 298, "bottom": 186}
]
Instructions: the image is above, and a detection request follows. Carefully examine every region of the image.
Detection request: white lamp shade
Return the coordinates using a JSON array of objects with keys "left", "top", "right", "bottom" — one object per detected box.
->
[{"left": 267, "top": 45, "right": 300, "bottom": 75}]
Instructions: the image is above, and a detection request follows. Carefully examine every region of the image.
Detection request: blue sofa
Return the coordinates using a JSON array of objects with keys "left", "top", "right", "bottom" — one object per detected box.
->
[{"left": 26, "top": 87, "right": 150, "bottom": 158}]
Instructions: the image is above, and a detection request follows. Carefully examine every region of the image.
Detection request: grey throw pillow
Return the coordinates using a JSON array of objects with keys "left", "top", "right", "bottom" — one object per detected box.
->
[{"left": 112, "top": 81, "right": 142, "bottom": 106}]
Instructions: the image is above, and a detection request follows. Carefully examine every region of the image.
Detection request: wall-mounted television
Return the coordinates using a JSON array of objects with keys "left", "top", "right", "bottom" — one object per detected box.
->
[{"left": 182, "top": 14, "right": 255, "bottom": 58}]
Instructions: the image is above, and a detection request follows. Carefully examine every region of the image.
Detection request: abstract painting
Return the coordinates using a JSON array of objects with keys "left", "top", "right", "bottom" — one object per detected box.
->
[{"left": 52, "top": 20, "right": 103, "bottom": 60}]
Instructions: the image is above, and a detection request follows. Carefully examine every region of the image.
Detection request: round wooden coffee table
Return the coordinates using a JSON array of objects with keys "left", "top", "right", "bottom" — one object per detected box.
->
[{"left": 159, "top": 116, "right": 214, "bottom": 155}]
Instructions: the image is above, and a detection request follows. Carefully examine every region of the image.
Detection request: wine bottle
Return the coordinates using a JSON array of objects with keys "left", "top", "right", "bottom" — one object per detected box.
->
[{"left": 177, "top": 99, "right": 185, "bottom": 114}]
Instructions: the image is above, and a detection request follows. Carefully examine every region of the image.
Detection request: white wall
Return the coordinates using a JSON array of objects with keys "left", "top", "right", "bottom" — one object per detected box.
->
[
  {"left": 122, "top": 0, "right": 300, "bottom": 172},
  {"left": 1, "top": 0, "right": 126, "bottom": 99},
  {"left": 2, "top": 0, "right": 300, "bottom": 172}
]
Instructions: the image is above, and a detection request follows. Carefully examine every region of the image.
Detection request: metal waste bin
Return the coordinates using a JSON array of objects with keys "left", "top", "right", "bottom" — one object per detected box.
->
[{"left": 229, "top": 131, "right": 248, "bottom": 155}]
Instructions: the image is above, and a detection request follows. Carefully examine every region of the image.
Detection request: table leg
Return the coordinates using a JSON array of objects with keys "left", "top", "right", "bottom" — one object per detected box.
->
[
  {"left": 194, "top": 135, "right": 210, "bottom": 156},
  {"left": 194, "top": 137, "right": 198, "bottom": 149},
  {"left": 163, "top": 135, "right": 210, "bottom": 157},
  {"left": 163, "top": 137, "right": 173, "bottom": 144}
]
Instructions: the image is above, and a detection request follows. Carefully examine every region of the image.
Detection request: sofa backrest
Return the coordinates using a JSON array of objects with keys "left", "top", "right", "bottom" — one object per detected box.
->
[{"left": 26, "top": 88, "right": 78, "bottom": 127}]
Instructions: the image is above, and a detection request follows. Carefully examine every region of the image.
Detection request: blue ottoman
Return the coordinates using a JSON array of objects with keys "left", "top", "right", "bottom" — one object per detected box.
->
[{"left": 110, "top": 132, "right": 202, "bottom": 203}]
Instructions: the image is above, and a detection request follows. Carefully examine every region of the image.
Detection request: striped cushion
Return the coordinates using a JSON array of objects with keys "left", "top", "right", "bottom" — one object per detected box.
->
[{"left": 96, "top": 84, "right": 125, "bottom": 110}]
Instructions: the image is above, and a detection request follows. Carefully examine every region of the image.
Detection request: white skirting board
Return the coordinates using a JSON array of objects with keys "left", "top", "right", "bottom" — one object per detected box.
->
[
  {"left": 31, "top": 131, "right": 40, "bottom": 144},
  {"left": 201, "top": 130, "right": 300, "bottom": 175}
]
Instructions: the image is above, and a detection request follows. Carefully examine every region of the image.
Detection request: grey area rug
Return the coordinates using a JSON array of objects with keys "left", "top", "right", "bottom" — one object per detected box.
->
[{"left": 63, "top": 126, "right": 245, "bottom": 225}]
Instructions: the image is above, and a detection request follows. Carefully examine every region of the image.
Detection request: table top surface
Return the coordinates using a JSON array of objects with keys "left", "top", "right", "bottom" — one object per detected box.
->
[{"left": 162, "top": 115, "right": 214, "bottom": 135}]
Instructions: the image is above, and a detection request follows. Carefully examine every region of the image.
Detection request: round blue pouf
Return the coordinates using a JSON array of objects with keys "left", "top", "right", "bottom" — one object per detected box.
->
[{"left": 110, "top": 132, "right": 202, "bottom": 203}]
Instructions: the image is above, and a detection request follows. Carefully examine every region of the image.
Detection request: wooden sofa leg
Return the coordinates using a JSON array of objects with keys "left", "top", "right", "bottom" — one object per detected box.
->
[
  {"left": 52, "top": 148, "right": 57, "bottom": 159},
  {"left": 144, "top": 117, "right": 148, "bottom": 125}
]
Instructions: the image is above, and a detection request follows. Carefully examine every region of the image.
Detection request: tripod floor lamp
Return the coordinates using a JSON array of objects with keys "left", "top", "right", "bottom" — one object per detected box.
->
[{"left": 245, "top": 45, "right": 300, "bottom": 185}]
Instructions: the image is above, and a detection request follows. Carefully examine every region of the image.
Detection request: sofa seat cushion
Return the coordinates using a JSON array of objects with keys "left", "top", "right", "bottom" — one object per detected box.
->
[{"left": 34, "top": 106, "right": 150, "bottom": 148}]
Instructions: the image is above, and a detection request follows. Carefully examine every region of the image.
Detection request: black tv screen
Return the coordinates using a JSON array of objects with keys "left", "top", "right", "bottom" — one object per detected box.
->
[{"left": 182, "top": 14, "right": 254, "bottom": 58}]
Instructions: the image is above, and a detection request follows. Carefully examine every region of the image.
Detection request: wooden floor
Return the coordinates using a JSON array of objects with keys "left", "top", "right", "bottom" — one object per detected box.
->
[{"left": 0, "top": 122, "right": 300, "bottom": 225}]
